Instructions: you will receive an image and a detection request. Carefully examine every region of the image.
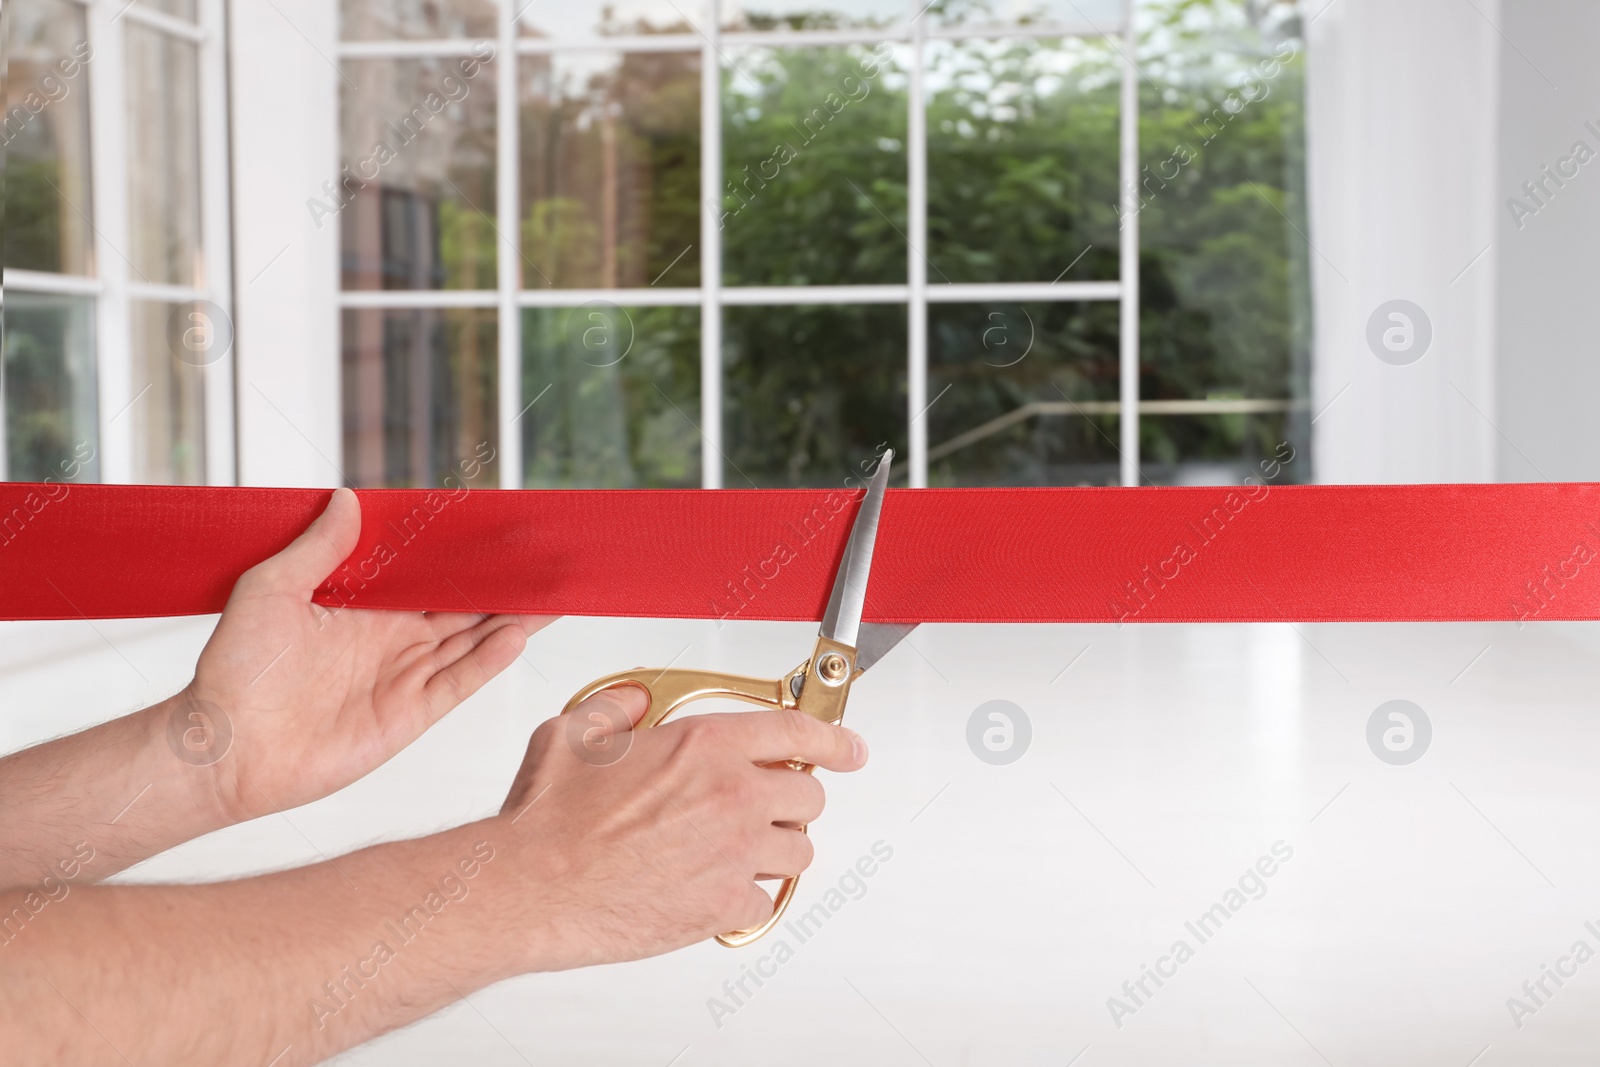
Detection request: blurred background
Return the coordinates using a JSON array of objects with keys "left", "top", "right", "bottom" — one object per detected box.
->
[
  {"left": 13, "top": 0, "right": 1558, "bottom": 496},
  {"left": 6, "top": 1, "right": 1600, "bottom": 1064},
  {"left": 6, "top": 0, "right": 1593, "bottom": 493}
]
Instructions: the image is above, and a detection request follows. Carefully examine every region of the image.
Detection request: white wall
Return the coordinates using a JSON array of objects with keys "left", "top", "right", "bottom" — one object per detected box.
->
[
  {"left": 228, "top": 0, "right": 342, "bottom": 487},
  {"left": 1493, "top": 0, "right": 1600, "bottom": 482},
  {"left": 1304, "top": 0, "right": 1501, "bottom": 484}
]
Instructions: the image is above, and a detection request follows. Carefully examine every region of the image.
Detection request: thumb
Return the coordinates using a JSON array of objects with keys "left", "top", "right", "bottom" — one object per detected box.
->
[
  {"left": 574, "top": 683, "right": 651, "bottom": 735},
  {"left": 250, "top": 487, "right": 361, "bottom": 596},
  {"left": 563, "top": 684, "right": 649, "bottom": 768}
]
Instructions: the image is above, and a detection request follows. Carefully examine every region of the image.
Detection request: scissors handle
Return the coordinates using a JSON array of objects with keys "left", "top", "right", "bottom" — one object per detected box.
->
[
  {"left": 561, "top": 667, "right": 790, "bottom": 726},
  {"left": 559, "top": 663, "right": 812, "bottom": 948}
]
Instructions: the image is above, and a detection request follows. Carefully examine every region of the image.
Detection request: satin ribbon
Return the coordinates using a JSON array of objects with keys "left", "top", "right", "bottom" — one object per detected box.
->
[{"left": 2, "top": 481, "right": 1598, "bottom": 624}]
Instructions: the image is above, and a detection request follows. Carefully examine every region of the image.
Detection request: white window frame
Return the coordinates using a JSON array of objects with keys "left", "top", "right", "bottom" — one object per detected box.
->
[
  {"left": 3, "top": 0, "right": 235, "bottom": 485},
  {"left": 335, "top": 0, "right": 1276, "bottom": 490}
]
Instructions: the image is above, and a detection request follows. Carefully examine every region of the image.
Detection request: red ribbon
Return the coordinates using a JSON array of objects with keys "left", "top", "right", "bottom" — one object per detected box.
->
[{"left": 2, "top": 481, "right": 1597, "bottom": 624}]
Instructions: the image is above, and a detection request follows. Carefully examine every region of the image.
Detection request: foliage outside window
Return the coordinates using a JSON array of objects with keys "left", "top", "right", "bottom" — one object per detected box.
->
[{"left": 337, "top": 0, "right": 1311, "bottom": 490}]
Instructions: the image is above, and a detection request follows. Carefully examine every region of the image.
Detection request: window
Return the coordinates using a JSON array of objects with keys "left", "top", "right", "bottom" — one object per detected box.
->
[
  {"left": 2, "top": 0, "right": 235, "bottom": 485},
  {"left": 336, "top": 0, "right": 1309, "bottom": 490}
]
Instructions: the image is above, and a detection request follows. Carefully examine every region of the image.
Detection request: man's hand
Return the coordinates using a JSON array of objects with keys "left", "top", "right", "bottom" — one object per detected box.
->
[
  {"left": 1, "top": 489, "right": 875, "bottom": 1065},
  {"left": 0, "top": 488, "right": 551, "bottom": 887},
  {"left": 498, "top": 686, "right": 869, "bottom": 970},
  {"left": 186, "top": 487, "right": 553, "bottom": 823},
  {"left": 2, "top": 683, "right": 872, "bottom": 1066}
]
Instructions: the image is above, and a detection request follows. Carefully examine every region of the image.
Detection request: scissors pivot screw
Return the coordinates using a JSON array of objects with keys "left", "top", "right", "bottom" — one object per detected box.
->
[{"left": 816, "top": 651, "right": 851, "bottom": 685}]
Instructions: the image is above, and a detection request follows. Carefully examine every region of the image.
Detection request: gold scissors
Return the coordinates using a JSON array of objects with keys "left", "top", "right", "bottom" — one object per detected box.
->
[{"left": 560, "top": 449, "right": 913, "bottom": 947}]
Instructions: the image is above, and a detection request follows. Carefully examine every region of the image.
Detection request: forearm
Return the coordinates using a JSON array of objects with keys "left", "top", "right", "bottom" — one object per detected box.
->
[
  {"left": 0, "top": 818, "right": 530, "bottom": 1066},
  {"left": 0, "top": 695, "right": 230, "bottom": 888}
]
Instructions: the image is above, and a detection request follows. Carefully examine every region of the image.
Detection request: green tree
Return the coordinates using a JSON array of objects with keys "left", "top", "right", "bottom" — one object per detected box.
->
[
  {"left": 506, "top": 0, "right": 1310, "bottom": 487},
  {"left": 709, "top": 0, "right": 1310, "bottom": 485}
]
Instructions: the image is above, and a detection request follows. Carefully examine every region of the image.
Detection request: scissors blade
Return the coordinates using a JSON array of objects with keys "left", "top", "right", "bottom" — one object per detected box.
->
[
  {"left": 819, "top": 448, "right": 893, "bottom": 650},
  {"left": 854, "top": 621, "right": 917, "bottom": 674}
]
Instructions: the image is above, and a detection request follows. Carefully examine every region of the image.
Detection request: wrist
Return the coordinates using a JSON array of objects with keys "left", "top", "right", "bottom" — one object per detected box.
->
[
  {"left": 468, "top": 812, "right": 587, "bottom": 979},
  {"left": 0, "top": 695, "right": 236, "bottom": 887},
  {"left": 131, "top": 692, "right": 238, "bottom": 839},
  {"left": 349, "top": 818, "right": 562, "bottom": 990},
  {"left": 167, "top": 679, "right": 256, "bottom": 823}
]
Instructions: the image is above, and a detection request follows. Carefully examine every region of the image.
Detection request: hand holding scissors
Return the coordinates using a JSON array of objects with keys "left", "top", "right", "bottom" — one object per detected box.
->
[{"left": 560, "top": 449, "right": 913, "bottom": 946}]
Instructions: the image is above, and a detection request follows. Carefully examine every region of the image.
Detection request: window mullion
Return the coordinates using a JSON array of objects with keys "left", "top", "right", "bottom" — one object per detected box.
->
[
  {"left": 700, "top": 0, "right": 723, "bottom": 489},
  {"left": 908, "top": 6, "right": 928, "bottom": 488},
  {"left": 88, "top": 0, "right": 133, "bottom": 484},
  {"left": 496, "top": 0, "right": 521, "bottom": 489},
  {"left": 1118, "top": 0, "right": 1141, "bottom": 487},
  {"left": 200, "top": 0, "right": 237, "bottom": 484}
]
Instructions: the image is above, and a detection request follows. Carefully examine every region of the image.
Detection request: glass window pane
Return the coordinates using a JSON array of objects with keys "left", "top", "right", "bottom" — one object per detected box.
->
[
  {"left": 723, "top": 304, "right": 906, "bottom": 487},
  {"left": 930, "top": 0, "right": 1123, "bottom": 31},
  {"left": 519, "top": 51, "right": 700, "bottom": 289},
  {"left": 722, "top": 45, "right": 908, "bottom": 287},
  {"left": 521, "top": 304, "right": 699, "bottom": 486},
  {"left": 927, "top": 36, "right": 1120, "bottom": 284},
  {"left": 1140, "top": 412, "right": 1304, "bottom": 486},
  {"left": 136, "top": 0, "right": 198, "bottom": 21},
  {"left": 341, "top": 308, "right": 499, "bottom": 487},
  {"left": 722, "top": 0, "right": 903, "bottom": 32},
  {"left": 3, "top": 293, "right": 99, "bottom": 482},
  {"left": 340, "top": 55, "right": 499, "bottom": 291},
  {"left": 517, "top": 2, "right": 703, "bottom": 40},
  {"left": 1136, "top": 0, "right": 1310, "bottom": 473},
  {"left": 928, "top": 301, "right": 1120, "bottom": 485},
  {"left": 342, "top": 0, "right": 497, "bottom": 40},
  {"left": 129, "top": 301, "right": 207, "bottom": 485},
  {"left": 4, "top": 0, "right": 95, "bottom": 275},
  {"left": 127, "top": 26, "right": 203, "bottom": 288}
]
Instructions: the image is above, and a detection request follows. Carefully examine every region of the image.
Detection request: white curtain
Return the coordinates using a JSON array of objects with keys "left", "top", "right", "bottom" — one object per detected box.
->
[{"left": 1304, "top": 0, "right": 1501, "bottom": 483}]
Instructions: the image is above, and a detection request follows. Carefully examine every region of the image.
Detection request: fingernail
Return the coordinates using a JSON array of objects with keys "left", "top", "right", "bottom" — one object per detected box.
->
[{"left": 849, "top": 730, "right": 868, "bottom": 766}]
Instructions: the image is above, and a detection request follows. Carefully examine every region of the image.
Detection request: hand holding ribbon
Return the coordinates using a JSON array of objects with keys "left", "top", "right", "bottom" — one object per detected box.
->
[{"left": 185, "top": 487, "right": 554, "bottom": 824}]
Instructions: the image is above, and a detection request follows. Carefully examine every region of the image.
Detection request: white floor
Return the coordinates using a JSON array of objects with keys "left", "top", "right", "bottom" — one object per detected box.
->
[{"left": 5, "top": 614, "right": 1600, "bottom": 1065}]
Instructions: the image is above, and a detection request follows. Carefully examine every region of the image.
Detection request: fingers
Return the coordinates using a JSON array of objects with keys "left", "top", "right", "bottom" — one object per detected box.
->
[
  {"left": 716, "top": 709, "right": 868, "bottom": 773},
  {"left": 757, "top": 764, "right": 825, "bottom": 825},
  {"left": 432, "top": 613, "right": 526, "bottom": 671},
  {"left": 722, "top": 832, "right": 811, "bottom": 932},
  {"left": 425, "top": 612, "right": 558, "bottom": 643},
  {"left": 424, "top": 611, "right": 490, "bottom": 642},
  {"left": 247, "top": 487, "right": 361, "bottom": 597},
  {"left": 729, "top": 882, "right": 780, "bottom": 933},
  {"left": 753, "top": 827, "right": 814, "bottom": 881},
  {"left": 421, "top": 618, "right": 529, "bottom": 718},
  {"left": 430, "top": 614, "right": 558, "bottom": 677},
  {"left": 570, "top": 683, "right": 651, "bottom": 733}
]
